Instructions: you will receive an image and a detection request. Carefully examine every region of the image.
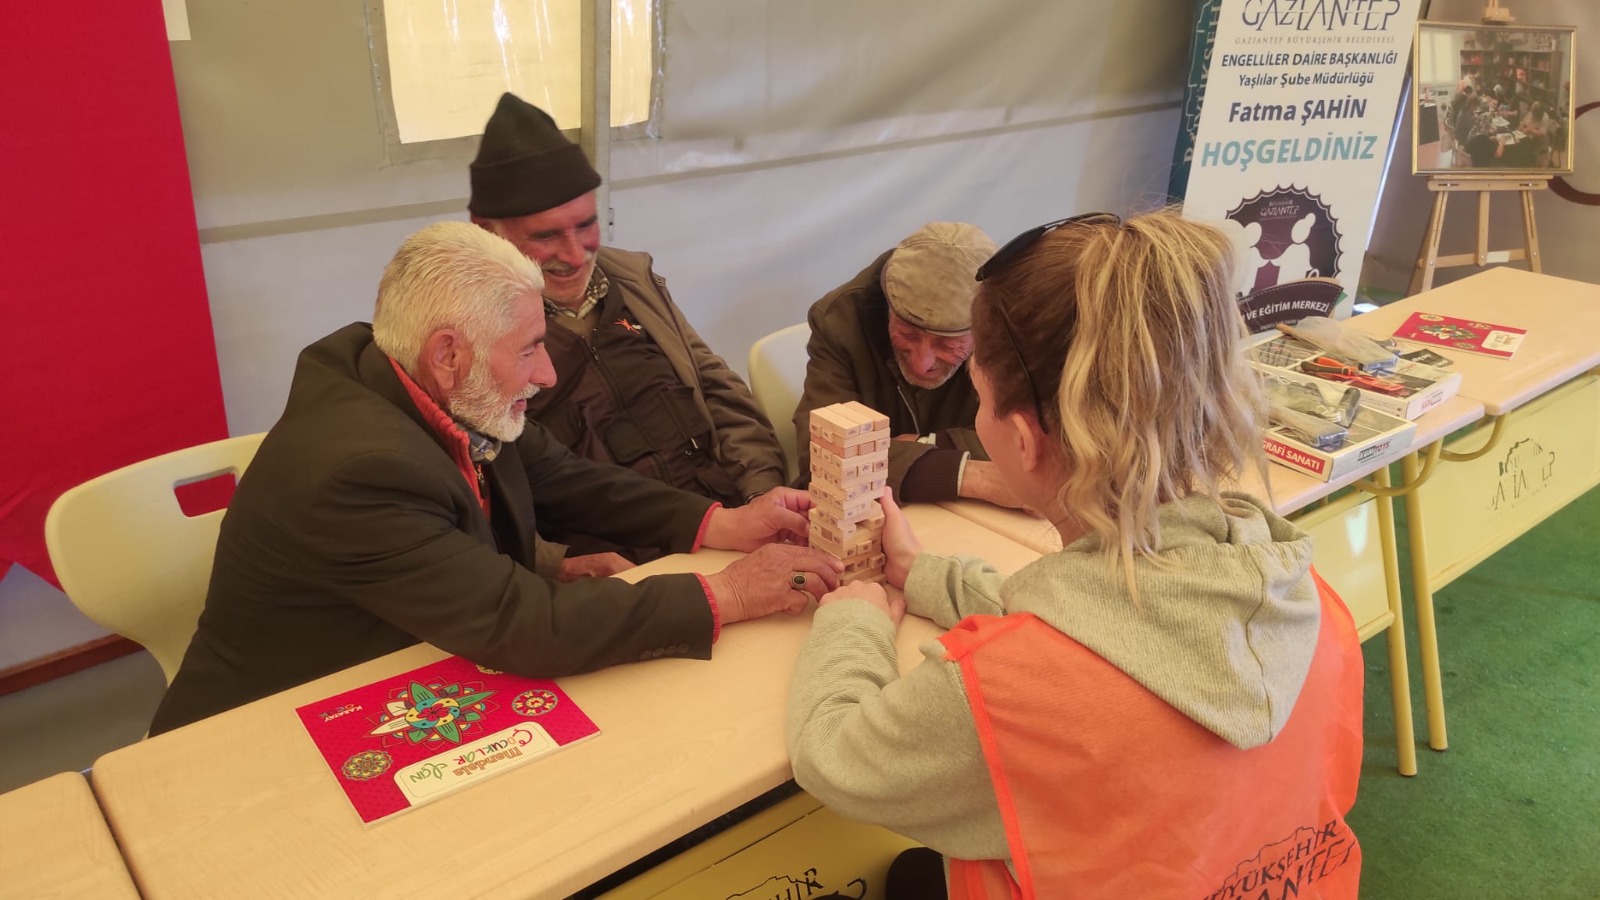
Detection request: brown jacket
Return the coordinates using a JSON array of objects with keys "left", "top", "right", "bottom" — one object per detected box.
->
[
  {"left": 530, "top": 248, "right": 785, "bottom": 566},
  {"left": 794, "top": 251, "right": 986, "bottom": 501},
  {"left": 150, "top": 323, "right": 719, "bottom": 735}
]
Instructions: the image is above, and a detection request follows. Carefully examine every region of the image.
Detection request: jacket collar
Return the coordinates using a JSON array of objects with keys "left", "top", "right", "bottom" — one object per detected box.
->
[{"left": 380, "top": 352, "right": 489, "bottom": 515}]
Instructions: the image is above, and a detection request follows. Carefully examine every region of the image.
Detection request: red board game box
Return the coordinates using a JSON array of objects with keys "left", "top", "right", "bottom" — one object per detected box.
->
[
  {"left": 295, "top": 656, "right": 598, "bottom": 824},
  {"left": 1393, "top": 312, "right": 1526, "bottom": 359}
]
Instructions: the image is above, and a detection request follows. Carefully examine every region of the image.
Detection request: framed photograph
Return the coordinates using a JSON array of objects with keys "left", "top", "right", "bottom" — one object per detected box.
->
[{"left": 1412, "top": 22, "right": 1575, "bottom": 175}]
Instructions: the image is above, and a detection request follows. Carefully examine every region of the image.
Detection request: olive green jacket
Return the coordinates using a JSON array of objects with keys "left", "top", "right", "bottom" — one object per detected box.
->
[
  {"left": 532, "top": 247, "right": 786, "bottom": 570},
  {"left": 601, "top": 249, "right": 784, "bottom": 495}
]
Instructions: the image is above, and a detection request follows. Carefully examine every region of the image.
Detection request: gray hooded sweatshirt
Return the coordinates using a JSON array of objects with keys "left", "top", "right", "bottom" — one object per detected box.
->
[{"left": 785, "top": 492, "right": 1322, "bottom": 862}]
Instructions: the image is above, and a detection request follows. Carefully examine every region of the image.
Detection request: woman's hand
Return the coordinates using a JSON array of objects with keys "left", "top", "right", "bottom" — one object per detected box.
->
[
  {"left": 818, "top": 579, "right": 906, "bottom": 629},
  {"left": 878, "top": 487, "right": 922, "bottom": 590}
]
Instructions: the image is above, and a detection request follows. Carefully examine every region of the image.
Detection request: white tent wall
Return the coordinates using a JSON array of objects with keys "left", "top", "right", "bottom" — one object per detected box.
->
[
  {"left": 1, "top": 1, "right": 1189, "bottom": 669},
  {"left": 180, "top": 0, "right": 1189, "bottom": 436}
]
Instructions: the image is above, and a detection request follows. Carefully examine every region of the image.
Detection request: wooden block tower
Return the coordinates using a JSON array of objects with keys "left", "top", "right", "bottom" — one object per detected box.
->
[{"left": 808, "top": 401, "right": 891, "bottom": 584}]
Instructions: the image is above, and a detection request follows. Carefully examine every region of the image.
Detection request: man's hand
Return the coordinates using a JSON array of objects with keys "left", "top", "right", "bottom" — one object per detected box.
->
[
  {"left": 702, "top": 487, "right": 813, "bottom": 551},
  {"left": 558, "top": 552, "right": 634, "bottom": 581},
  {"left": 958, "top": 459, "right": 1031, "bottom": 511},
  {"left": 819, "top": 580, "right": 906, "bottom": 629},
  {"left": 879, "top": 487, "right": 923, "bottom": 589},
  {"left": 703, "top": 544, "right": 844, "bottom": 624}
]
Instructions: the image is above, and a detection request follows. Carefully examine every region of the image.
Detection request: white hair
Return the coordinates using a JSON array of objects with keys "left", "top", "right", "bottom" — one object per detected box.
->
[{"left": 372, "top": 221, "right": 544, "bottom": 370}]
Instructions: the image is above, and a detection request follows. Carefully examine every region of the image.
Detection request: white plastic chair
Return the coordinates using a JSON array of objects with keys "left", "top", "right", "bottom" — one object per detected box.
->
[
  {"left": 44, "top": 433, "right": 267, "bottom": 685},
  {"left": 747, "top": 323, "right": 811, "bottom": 482}
]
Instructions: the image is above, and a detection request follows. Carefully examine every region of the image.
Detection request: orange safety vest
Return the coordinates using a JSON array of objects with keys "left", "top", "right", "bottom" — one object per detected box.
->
[{"left": 938, "top": 571, "right": 1363, "bottom": 900}]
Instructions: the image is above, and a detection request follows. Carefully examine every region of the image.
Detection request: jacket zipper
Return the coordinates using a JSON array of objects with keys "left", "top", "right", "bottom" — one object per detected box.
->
[{"left": 895, "top": 382, "right": 922, "bottom": 436}]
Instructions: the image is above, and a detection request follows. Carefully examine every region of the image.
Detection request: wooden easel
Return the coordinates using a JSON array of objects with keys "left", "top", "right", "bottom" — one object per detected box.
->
[{"left": 1409, "top": 175, "right": 1546, "bottom": 295}]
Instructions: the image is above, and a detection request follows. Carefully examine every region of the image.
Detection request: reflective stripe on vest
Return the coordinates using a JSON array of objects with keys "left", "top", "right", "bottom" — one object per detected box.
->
[{"left": 939, "top": 569, "right": 1363, "bottom": 899}]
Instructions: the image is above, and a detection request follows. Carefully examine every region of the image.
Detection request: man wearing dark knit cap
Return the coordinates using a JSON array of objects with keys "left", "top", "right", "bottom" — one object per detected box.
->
[
  {"left": 469, "top": 93, "right": 787, "bottom": 578},
  {"left": 794, "top": 222, "right": 1024, "bottom": 508}
]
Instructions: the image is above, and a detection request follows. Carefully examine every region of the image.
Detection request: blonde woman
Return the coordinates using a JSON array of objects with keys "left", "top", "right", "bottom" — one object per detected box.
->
[{"left": 786, "top": 210, "right": 1364, "bottom": 899}]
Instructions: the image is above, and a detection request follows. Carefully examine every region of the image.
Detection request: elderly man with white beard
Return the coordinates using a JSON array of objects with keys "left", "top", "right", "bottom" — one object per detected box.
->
[{"left": 150, "top": 222, "right": 841, "bottom": 735}]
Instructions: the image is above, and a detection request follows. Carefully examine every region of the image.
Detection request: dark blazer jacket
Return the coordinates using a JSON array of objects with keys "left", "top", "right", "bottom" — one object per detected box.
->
[{"left": 150, "top": 324, "right": 717, "bottom": 734}]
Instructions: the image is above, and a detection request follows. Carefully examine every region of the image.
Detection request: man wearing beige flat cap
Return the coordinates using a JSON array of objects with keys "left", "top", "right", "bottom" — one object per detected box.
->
[{"left": 794, "top": 222, "right": 1022, "bottom": 507}]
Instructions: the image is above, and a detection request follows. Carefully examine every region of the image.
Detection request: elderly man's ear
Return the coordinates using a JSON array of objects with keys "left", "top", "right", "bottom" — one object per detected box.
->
[{"left": 419, "top": 329, "right": 470, "bottom": 394}]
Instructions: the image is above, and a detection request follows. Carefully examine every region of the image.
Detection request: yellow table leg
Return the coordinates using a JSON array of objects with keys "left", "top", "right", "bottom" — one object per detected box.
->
[
  {"left": 1402, "top": 451, "right": 1448, "bottom": 751},
  {"left": 1372, "top": 466, "right": 1418, "bottom": 776}
]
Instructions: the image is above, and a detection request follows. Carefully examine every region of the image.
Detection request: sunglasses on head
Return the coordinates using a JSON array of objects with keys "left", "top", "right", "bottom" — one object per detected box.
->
[
  {"left": 974, "top": 212, "right": 1121, "bottom": 283},
  {"left": 975, "top": 212, "right": 1119, "bottom": 422}
]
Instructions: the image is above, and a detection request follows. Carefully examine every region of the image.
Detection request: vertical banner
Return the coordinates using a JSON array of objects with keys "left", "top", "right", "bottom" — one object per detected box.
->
[
  {"left": 1175, "top": 0, "right": 1423, "bottom": 331},
  {"left": 0, "top": 0, "right": 227, "bottom": 585},
  {"left": 1170, "top": 0, "right": 1225, "bottom": 201}
]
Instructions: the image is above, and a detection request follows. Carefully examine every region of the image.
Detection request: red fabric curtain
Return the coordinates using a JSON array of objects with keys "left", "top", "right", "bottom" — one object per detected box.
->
[{"left": 0, "top": 0, "right": 227, "bottom": 585}]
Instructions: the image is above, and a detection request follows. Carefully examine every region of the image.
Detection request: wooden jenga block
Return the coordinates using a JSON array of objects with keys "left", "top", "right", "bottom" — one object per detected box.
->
[
  {"left": 819, "top": 522, "right": 883, "bottom": 557},
  {"left": 840, "top": 431, "right": 891, "bottom": 450},
  {"left": 810, "top": 511, "right": 872, "bottom": 554},
  {"left": 842, "top": 468, "right": 889, "bottom": 491},
  {"left": 856, "top": 503, "right": 886, "bottom": 532},
  {"left": 810, "top": 532, "right": 847, "bottom": 559},
  {"left": 841, "top": 400, "right": 890, "bottom": 433},
  {"left": 811, "top": 432, "right": 892, "bottom": 460},
  {"left": 840, "top": 569, "right": 887, "bottom": 585},
  {"left": 841, "top": 552, "right": 887, "bottom": 574},
  {"left": 812, "top": 522, "right": 876, "bottom": 555},
  {"left": 809, "top": 475, "right": 855, "bottom": 507},
  {"left": 809, "top": 404, "right": 857, "bottom": 436},
  {"left": 810, "top": 405, "right": 874, "bottom": 444},
  {"left": 838, "top": 531, "right": 880, "bottom": 559},
  {"left": 808, "top": 517, "right": 848, "bottom": 552},
  {"left": 809, "top": 441, "right": 844, "bottom": 473},
  {"left": 812, "top": 525, "right": 843, "bottom": 550},
  {"left": 810, "top": 505, "right": 883, "bottom": 541},
  {"left": 810, "top": 481, "right": 882, "bottom": 522},
  {"left": 808, "top": 504, "right": 847, "bottom": 530},
  {"left": 807, "top": 506, "right": 846, "bottom": 538},
  {"left": 811, "top": 467, "right": 887, "bottom": 501},
  {"left": 812, "top": 493, "right": 876, "bottom": 522},
  {"left": 813, "top": 458, "right": 889, "bottom": 489},
  {"left": 831, "top": 538, "right": 881, "bottom": 561},
  {"left": 831, "top": 403, "right": 870, "bottom": 430},
  {"left": 812, "top": 444, "right": 892, "bottom": 480}
]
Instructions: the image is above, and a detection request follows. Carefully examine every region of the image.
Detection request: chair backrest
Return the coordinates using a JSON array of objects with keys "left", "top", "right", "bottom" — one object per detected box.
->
[
  {"left": 747, "top": 323, "right": 811, "bottom": 482},
  {"left": 44, "top": 433, "right": 267, "bottom": 685}
]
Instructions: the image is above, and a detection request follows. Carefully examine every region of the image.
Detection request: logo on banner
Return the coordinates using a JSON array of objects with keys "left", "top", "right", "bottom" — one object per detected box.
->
[
  {"left": 1224, "top": 185, "right": 1342, "bottom": 296},
  {"left": 1239, "top": 0, "right": 1402, "bottom": 32}
]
